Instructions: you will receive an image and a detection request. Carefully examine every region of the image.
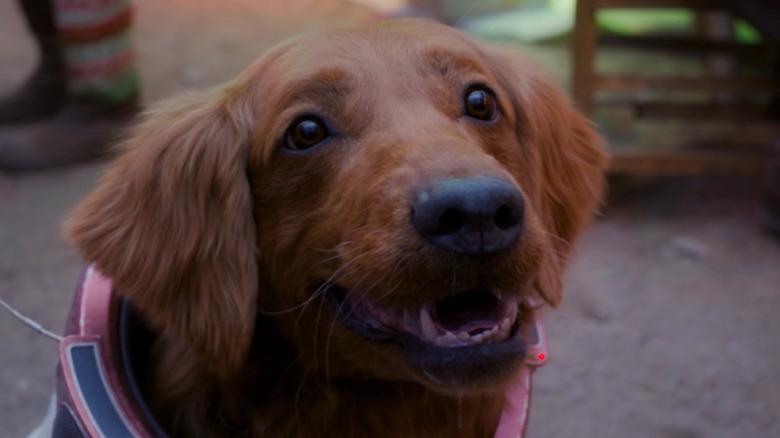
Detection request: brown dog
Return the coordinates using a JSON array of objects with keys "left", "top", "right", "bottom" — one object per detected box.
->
[{"left": 65, "top": 18, "right": 607, "bottom": 438}]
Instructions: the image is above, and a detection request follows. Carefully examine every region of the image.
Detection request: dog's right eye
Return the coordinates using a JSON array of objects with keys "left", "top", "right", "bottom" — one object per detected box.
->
[
  {"left": 286, "top": 116, "right": 329, "bottom": 151},
  {"left": 464, "top": 85, "right": 497, "bottom": 122}
]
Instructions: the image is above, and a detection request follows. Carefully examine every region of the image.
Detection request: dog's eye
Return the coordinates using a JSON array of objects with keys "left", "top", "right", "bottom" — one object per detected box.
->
[
  {"left": 286, "top": 116, "right": 329, "bottom": 151},
  {"left": 464, "top": 86, "right": 497, "bottom": 121}
]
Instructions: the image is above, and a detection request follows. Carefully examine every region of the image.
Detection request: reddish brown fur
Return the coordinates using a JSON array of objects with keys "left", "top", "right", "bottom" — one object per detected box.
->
[{"left": 65, "top": 19, "right": 607, "bottom": 438}]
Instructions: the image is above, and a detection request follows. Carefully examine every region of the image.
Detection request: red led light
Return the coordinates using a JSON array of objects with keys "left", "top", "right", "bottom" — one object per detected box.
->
[{"left": 538, "top": 353, "right": 546, "bottom": 361}]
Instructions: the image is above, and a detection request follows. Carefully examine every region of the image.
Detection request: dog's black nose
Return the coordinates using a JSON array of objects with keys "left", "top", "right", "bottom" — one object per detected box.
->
[{"left": 412, "top": 176, "right": 525, "bottom": 257}]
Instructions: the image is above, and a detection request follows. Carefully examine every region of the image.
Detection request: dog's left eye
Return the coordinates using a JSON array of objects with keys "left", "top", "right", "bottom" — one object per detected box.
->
[
  {"left": 464, "top": 86, "right": 497, "bottom": 121},
  {"left": 286, "top": 116, "right": 329, "bottom": 151}
]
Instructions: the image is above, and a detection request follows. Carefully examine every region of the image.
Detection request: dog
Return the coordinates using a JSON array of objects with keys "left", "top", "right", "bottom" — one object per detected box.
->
[{"left": 63, "top": 18, "right": 607, "bottom": 438}]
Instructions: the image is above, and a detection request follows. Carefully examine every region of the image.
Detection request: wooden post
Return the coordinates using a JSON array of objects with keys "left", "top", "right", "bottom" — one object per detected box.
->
[{"left": 572, "top": 0, "right": 598, "bottom": 115}]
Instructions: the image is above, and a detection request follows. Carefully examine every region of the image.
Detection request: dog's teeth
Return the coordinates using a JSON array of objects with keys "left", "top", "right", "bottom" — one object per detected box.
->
[
  {"left": 507, "top": 301, "right": 519, "bottom": 327},
  {"left": 458, "top": 331, "right": 470, "bottom": 341},
  {"left": 434, "top": 331, "right": 459, "bottom": 347},
  {"left": 420, "top": 308, "right": 438, "bottom": 343},
  {"left": 500, "top": 316, "right": 511, "bottom": 332},
  {"left": 472, "top": 333, "right": 484, "bottom": 344},
  {"left": 444, "top": 331, "right": 458, "bottom": 345}
]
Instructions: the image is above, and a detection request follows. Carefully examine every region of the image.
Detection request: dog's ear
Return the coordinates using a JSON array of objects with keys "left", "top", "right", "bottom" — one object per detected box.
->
[
  {"left": 65, "top": 87, "right": 258, "bottom": 377},
  {"left": 486, "top": 48, "right": 609, "bottom": 307}
]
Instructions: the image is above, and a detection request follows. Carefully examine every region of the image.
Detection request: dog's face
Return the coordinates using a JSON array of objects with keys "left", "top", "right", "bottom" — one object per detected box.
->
[{"left": 67, "top": 19, "right": 606, "bottom": 398}]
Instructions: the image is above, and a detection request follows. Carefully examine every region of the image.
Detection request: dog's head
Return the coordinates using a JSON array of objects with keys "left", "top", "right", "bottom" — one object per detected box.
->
[{"left": 66, "top": 19, "right": 607, "bottom": 395}]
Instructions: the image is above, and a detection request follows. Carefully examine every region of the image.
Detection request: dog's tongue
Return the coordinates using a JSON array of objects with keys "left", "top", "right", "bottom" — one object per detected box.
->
[{"left": 433, "top": 289, "right": 504, "bottom": 334}]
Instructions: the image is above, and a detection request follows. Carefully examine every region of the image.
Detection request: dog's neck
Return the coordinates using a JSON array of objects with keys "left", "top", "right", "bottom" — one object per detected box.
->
[
  {"left": 147, "top": 319, "right": 505, "bottom": 438},
  {"left": 245, "top": 377, "right": 505, "bottom": 438},
  {"left": 242, "top": 316, "right": 507, "bottom": 438}
]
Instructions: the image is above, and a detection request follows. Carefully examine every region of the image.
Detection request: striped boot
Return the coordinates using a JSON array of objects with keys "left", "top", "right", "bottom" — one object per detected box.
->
[
  {"left": 0, "top": 0, "right": 140, "bottom": 172},
  {"left": 56, "top": 0, "right": 139, "bottom": 106}
]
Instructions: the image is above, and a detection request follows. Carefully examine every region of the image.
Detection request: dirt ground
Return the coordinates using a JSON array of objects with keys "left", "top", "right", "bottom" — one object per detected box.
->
[{"left": 2, "top": 1, "right": 779, "bottom": 437}]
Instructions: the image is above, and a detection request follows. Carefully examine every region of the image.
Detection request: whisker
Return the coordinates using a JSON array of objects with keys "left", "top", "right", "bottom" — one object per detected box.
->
[
  {"left": 370, "top": 258, "right": 407, "bottom": 303},
  {"left": 258, "top": 249, "right": 368, "bottom": 318},
  {"left": 321, "top": 253, "right": 413, "bottom": 383},
  {"left": 312, "top": 282, "right": 330, "bottom": 384},
  {"left": 295, "top": 250, "right": 374, "bottom": 323},
  {"left": 541, "top": 228, "right": 573, "bottom": 251},
  {"left": 322, "top": 267, "right": 378, "bottom": 383},
  {"left": 322, "top": 260, "right": 391, "bottom": 383}
]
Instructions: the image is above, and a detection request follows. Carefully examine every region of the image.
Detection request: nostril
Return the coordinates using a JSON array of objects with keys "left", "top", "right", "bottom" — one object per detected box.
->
[
  {"left": 438, "top": 208, "right": 465, "bottom": 235},
  {"left": 494, "top": 204, "right": 517, "bottom": 231}
]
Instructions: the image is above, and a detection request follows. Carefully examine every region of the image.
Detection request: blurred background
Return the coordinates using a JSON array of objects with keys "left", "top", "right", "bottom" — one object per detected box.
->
[{"left": 1, "top": 0, "right": 779, "bottom": 437}]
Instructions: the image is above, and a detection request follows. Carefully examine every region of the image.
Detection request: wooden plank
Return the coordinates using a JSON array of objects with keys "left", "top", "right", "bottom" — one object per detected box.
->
[
  {"left": 595, "top": 0, "right": 712, "bottom": 9},
  {"left": 572, "top": 0, "right": 599, "bottom": 115},
  {"left": 607, "top": 149, "right": 764, "bottom": 177},
  {"left": 634, "top": 103, "right": 770, "bottom": 119},
  {"left": 598, "top": 34, "right": 776, "bottom": 59},
  {"left": 594, "top": 75, "right": 780, "bottom": 93}
]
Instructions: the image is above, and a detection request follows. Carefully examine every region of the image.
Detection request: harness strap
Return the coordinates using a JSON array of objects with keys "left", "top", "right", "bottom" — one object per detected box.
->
[{"left": 54, "top": 265, "right": 160, "bottom": 438}]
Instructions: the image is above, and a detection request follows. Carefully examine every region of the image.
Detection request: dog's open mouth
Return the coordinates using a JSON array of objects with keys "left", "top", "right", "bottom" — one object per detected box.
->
[
  {"left": 329, "top": 286, "right": 519, "bottom": 347},
  {"left": 325, "top": 284, "right": 529, "bottom": 387},
  {"left": 327, "top": 285, "right": 533, "bottom": 388}
]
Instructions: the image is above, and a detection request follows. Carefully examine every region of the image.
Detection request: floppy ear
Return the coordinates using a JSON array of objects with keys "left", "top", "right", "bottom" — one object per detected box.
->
[
  {"left": 488, "top": 49, "right": 609, "bottom": 307},
  {"left": 65, "top": 87, "right": 258, "bottom": 377}
]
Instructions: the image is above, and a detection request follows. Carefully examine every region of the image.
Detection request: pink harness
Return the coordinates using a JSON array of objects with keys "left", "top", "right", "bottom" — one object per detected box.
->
[
  {"left": 52, "top": 265, "right": 165, "bottom": 437},
  {"left": 51, "top": 265, "right": 547, "bottom": 437}
]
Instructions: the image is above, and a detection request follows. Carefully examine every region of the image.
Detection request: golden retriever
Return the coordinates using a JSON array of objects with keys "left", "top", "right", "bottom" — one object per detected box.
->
[{"left": 65, "top": 18, "right": 607, "bottom": 438}]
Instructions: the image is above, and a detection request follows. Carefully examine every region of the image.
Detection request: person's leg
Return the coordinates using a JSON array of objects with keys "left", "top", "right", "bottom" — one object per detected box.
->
[
  {"left": 0, "top": 0, "right": 140, "bottom": 171},
  {"left": 0, "top": 0, "right": 67, "bottom": 125},
  {"left": 55, "top": 0, "right": 139, "bottom": 107}
]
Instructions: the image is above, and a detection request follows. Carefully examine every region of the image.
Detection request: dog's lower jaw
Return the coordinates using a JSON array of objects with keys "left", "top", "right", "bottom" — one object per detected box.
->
[
  {"left": 139, "top": 300, "right": 519, "bottom": 438},
  {"left": 158, "top": 375, "right": 507, "bottom": 438},
  {"left": 244, "top": 377, "right": 506, "bottom": 438},
  {"left": 151, "top": 354, "right": 508, "bottom": 437}
]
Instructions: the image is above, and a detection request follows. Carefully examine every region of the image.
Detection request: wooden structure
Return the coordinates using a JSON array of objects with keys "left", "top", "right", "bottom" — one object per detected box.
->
[{"left": 572, "top": 0, "right": 780, "bottom": 177}]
